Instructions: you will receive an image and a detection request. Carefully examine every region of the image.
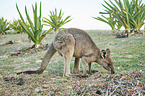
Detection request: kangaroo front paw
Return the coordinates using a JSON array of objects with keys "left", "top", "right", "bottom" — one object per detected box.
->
[
  {"left": 63, "top": 73, "right": 71, "bottom": 77},
  {"left": 82, "top": 73, "right": 88, "bottom": 77},
  {"left": 73, "top": 69, "right": 80, "bottom": 74}
]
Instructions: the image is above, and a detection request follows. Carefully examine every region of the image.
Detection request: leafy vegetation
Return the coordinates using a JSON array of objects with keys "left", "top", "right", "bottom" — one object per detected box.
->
[
  {"left": 93, "top": 0, "right": 145, "bottom": 35},
  {"left": 43, "top": 8, "right": 72, "bottom": 32},
  {"left": 9, "top": 19, "right": 29, "bottom": 34},
  {"left": 0, "top": 30, "right": 144, "bottom": 95},
  {"left": 0, "top": 17, "right": 10, "bottom": 35},
  {"left": 93, "top": 15, "right": 122, "bottom": 32},
  {"left": 16, "top": 2, "right": 52, "bottom": 48}
]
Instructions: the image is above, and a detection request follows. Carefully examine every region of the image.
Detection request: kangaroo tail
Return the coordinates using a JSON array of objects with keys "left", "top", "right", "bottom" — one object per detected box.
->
[{"left": 17, "top": 43, "right": 56, "bottom": 74}]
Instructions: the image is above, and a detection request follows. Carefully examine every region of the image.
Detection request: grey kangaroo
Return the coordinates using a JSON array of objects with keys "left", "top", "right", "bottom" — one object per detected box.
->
[{"left": 17, "top": 28, "right": 115, "bottom": 76}]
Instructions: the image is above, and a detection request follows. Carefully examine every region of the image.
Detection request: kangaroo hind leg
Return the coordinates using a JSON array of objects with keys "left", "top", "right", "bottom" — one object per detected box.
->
[
  {"left": 88, "top": 63, "right": 92, "bottom": 74},
  {"left": 73, "top": 58, "right": 80, "bottom": 74}
]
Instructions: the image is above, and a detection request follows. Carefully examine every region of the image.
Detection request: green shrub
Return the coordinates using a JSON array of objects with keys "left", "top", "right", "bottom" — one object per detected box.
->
[
  {"left": 9, "top": 19, "right": 30, "bottom": 34},
  {"left": 43, "top": 8, "right": 72, "bottom": 32},
  {"left": 93, "top": 0, "right": 145, "bottom": 34},
  {"left": 16, "top": 2, "right": 52, "bottom": 48},
  {"left": 0, "top": 17, "right": 10, "bottom": 35}
]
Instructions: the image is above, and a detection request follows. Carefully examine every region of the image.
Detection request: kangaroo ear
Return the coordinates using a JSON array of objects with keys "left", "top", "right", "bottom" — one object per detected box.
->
[
  {"left": 106, "top": 48, "right": 110, "bottom": 57},
  {"left": 101, "top": 50, "right": 106, "bottom": 58}
]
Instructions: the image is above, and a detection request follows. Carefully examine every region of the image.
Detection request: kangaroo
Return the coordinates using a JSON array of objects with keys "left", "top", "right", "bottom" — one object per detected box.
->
[{"left": 17, "top": 28, "right": 115, "bottom": 76}]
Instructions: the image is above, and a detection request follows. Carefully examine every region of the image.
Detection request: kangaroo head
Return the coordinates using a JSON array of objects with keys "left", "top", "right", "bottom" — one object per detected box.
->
[{"left": 97, "top": 49, "right": 115, "bottom": 74}]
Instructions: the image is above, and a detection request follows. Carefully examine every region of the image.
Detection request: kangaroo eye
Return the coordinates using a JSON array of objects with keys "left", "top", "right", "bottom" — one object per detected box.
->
[{"left": 108, "top": 63, "right": 111, "bottom": 66}]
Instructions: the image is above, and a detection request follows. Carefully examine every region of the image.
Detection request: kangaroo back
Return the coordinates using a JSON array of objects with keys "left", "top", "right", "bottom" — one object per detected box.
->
[{"left": 17, "top": 43, "right": 56, "bottom": 74}]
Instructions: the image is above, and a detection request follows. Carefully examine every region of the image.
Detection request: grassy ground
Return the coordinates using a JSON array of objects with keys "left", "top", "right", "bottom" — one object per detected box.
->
[{"left": 0, "top": 30, "right": 145, "bottom": 95}]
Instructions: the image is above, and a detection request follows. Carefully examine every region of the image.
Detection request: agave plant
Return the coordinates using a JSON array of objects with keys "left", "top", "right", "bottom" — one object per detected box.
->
[
  {"left": 115, "top": 19, "right": 122, "bottom": 31},
  {"left": 128, "top": 0, "right": 145, "bottom": 32},
  {"left": 0, "top": 17, "right": 10, "bottom": 35},
  {"left": 16, "top": 2, "right": 52, "bottom": 48},
  {"left": 94, "top": 0, "right": 145, "bottom": 34},
  {"left": 43, "top": 8, "right": 72, "bottom": 32},
  {"left": 9, "top": 19, "right": 29, "bottom": 33}
]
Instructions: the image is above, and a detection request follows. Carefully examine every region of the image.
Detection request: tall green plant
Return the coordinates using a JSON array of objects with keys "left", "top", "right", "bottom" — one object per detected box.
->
[
  {"left": 43, "top": 8, "right": 72, "bottom": 32},
  {"left": 129, "top": 0, "right": 145, "bottom": 31},
  {"left": 0, "top": 17, "right": 10, "bottom": 35},
  {"left": 94, "top": 0, "right": 145, "bottom": 34},
  {"left": 16, "top": 2, "right": 51, "bottom": 47}
]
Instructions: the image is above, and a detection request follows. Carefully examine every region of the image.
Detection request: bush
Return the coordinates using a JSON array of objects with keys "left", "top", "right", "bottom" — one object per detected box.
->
[{"left": 0, "top": 17, "right": 10, "bottom": 35}]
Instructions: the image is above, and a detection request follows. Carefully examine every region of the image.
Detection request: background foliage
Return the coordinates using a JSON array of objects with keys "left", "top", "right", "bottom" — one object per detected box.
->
[
  {"left": 93, "top": 0, "right": 145, "bottom": 35},
  {"left": 43, "top": 8, "right": 72, "bottom": 32},
  {"left": 9, "top": 20, "right": 29, "bottom": 34},
  {"left": 0, "top": 17, "right": 10, "bottom": 35},
  {"left": 16, "top": 2, "right": 52, "bottom": 48}
]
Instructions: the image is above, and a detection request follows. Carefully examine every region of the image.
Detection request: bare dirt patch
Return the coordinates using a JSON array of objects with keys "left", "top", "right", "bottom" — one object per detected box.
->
[
  {"left": 1, "top": 71, "right": 145, "bottom": 95},
  {"left": 10, "top": 44, "right": 49, "bottom": 56}
]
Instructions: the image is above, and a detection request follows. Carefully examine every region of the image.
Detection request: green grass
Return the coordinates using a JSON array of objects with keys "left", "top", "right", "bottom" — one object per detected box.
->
[
  {"left": 86, "top": 30, "right": 145, "bottom": 73},
  {"left": 0, "top": 30, "right": 145, "bottom": 95}
]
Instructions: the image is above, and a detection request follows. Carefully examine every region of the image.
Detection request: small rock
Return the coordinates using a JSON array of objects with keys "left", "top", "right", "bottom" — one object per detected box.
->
[
  {"left": 35, "top": 87, "right": 43, "bottom": 93},
  {"left": 42, "top": 84, "right": 50, "bottom": 88}
]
